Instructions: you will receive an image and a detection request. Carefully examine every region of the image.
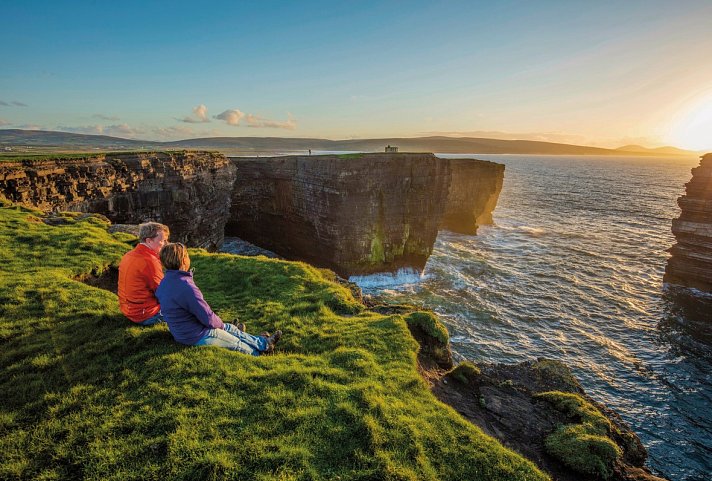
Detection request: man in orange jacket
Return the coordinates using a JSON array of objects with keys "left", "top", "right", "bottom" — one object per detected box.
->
[{"left": 118, "top": 222, "right": 170, "bottom": 325}]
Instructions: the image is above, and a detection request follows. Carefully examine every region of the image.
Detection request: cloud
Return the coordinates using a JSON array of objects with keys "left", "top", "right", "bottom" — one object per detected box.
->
[
  {"left": 93, "top": 114, "right": 120, "bottom": 121},
  {"left": 214, "top": 109, "right": 245, "bottom": 126},
  {"left": 0, "top": 119, "right": 10, "bottom": 126},
  {"left": 57, "top": 123, "right": 143, "bottom": 138},
  {"left": 215, "top": 109, "right": 296, "bottom": 130},
  {"left": 193, "top": 104, "right": 208, "bottom": 122},
  {"left": 246, "top": 113, "right": 297, "bottom": 130},
  {"left": 58, "top": 125, "right": 104, "bottom": 135},
  {"left": 177, "top": 104, "right": 211, "bottom": 123},
  {"left": 0, "top": 100, "right": 27, "bottom": 107},
  {"left": 16, "top": 124, "right": 42, "bottom": 130},
  {"left": 151, "top": 126, "right": 197, "bottom": 139}
]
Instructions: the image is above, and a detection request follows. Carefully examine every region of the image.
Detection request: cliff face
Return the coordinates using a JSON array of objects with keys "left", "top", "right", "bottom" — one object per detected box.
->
[
  {"left": 0, "top": 152, "right": 236, "bottom": 249},
  {"left": 441, "top": 159, "right": 505, "bottom": 234},
  {"left": 227, "top": 153, "right": 505, "bottom": 277},
  {"left": 665, "top": 153, "right": 712, "bottom": 292},
  {"left": 227, "top": 153, "right": 452, "bottom": 277}
]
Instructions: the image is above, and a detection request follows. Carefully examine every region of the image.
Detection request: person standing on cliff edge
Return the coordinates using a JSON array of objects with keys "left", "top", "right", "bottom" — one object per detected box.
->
[{"left": 118, "top": 222, "right": 170, "bottom": 325}]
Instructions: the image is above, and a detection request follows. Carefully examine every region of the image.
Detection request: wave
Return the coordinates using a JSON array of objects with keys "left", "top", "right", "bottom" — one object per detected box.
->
[{"left": 349, "top": 268, "right": 425, "bottom": 288}]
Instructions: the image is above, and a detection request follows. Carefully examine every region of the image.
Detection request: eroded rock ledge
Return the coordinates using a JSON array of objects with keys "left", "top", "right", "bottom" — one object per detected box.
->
[
  {"left": 665, "top": 153, "right": 712, "bottom": 292},
  {"left": 372, "top": 297, "right": 668, "bottom": 481},
  {"left": 0, "top": 151, "right": 236, "bottom": 249},
  {"left": 433, "top": 360, "right": 667, "bottom": 481},
  {"left": 228, "top": 153, "right": 504, "bottom": 277}
]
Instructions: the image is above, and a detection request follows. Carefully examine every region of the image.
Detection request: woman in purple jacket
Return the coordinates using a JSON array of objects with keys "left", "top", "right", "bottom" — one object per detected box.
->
[{"left": 156, "top": 243, "right": 281, "bottom": 355}]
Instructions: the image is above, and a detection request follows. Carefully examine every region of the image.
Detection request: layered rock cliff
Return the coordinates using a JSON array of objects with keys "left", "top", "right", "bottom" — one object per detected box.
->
[
  {"left": 665, "top": 153, "right": 712, "bottom": 291},
  {"left": 226, "top": 153, "right": 452, "bottom": 276},
  {"left": 227, "top": 153, "right": 504, "bottom": 277},
  {"left": 0, "top": 152, "right": 236, "bottom": 249},
  {"left": 441, "top": 158, "right": 504, "bottom": 234}
]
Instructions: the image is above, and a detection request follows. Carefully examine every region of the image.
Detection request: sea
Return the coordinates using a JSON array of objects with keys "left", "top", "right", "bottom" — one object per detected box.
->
[{"left": 351, "top": 154, "right": 712, "bottom": 481}]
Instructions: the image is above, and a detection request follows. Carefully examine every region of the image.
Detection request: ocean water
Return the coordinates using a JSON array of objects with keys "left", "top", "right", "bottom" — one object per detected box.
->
[{"left": 355, "top": 154, "right": 712, "bottom": 481}]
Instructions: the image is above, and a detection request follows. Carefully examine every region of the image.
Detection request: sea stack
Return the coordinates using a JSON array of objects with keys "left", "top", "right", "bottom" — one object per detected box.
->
[{"left": 665, "top": 153, "right": 712, "bottom": 292}]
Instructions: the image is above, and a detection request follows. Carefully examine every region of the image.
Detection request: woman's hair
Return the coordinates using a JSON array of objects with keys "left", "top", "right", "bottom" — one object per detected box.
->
[
  {"left": 160, "top": 243, "right": 188, "bottom": 270},
  {"left": 138, "top": 222, "right": 170, "bottom": 242}
]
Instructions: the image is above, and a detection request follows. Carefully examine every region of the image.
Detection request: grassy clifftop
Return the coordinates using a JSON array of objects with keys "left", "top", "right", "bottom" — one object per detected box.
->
[{"left": 0, "top": 201, "right": 547, "bottom": 481}]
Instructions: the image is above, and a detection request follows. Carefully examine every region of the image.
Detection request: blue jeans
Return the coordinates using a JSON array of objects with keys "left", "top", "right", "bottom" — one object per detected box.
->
[
  {"left": 194, "top": 323, "right": 269, "bottom": 356},
  {"left": 137, "top": 312, "right": 164, "bottom": 326}
]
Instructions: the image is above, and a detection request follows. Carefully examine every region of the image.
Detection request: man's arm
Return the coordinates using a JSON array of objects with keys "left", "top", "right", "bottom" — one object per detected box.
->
[{"left": 146, "top": 258, "right": 163, "bottom": 293}]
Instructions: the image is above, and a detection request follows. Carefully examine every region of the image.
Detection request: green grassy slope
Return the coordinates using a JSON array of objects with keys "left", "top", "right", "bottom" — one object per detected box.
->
[{"left": 0, "top": 201, "right": 548, "bottom": 481}]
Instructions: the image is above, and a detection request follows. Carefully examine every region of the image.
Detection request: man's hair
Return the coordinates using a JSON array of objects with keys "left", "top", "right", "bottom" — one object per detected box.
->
[
  {"left": 138, "top": 222, "right": 170, "bottom": 242},
  {"left": 160, "top": 243, "right": 188, "bottom": 271}
]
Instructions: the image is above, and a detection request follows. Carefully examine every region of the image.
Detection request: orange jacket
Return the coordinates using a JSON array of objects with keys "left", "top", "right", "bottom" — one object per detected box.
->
[{"left": 118, "top": 244, "right": 163, "bottom": 322}]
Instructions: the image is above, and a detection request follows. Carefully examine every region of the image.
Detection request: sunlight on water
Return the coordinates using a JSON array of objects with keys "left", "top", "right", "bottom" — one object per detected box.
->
[{"left": 361, "top": 154, "right": 711, "bottom": 481}]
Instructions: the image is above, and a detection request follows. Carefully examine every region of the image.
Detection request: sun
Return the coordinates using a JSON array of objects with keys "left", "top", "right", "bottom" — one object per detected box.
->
[{"left": 668, "top": 93, "right": 712, "bottom": 151}]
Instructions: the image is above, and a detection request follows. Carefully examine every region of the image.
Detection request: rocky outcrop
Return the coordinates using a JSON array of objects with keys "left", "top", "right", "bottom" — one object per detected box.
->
[
  {"left": 665, "top": 153, "right": 712, "bottom": 291},
  {"left": 227, "top": 153, "right": 504, "bottom": 277},
  {"left": 227, "top": 153, "right": 452, "bottom": 277},
  {"left": 433, "top": 359, "right": 667, "bottom": 481},
  {"left": 0, "top": 151, "right": 236, "bottom": 249},
  {"left": 440, "top": 158, "right": 504, "bottom": 234}
]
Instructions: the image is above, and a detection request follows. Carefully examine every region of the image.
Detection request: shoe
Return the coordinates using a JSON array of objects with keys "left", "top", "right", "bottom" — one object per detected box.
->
[
  {"left": 260, "top": 331, "right": 270, "bottom": 338},
  {"left": 267, "top": 330, "right": 282, "bottom": 350},
  {"left": 236, "top": 322, "right": 246, "bottom": 332}
]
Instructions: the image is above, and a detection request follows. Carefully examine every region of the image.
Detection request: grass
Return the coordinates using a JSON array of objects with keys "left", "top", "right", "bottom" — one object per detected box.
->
[
  {"left": 0, "top": 200, "right": 549, "bottom": 481},
  {"left": 449, "top": 361, "right": 482, "bottom": 385},
  {"left": 535, "top": 391, "right": 622, "bottom": 479},
  {"left": 531, "top": 359, "right": 580, "bottom": 391},
  {"left": 403, "top": 311, "right": 449, "bottom": 345},
  {"left": 0, "top": 153, "right": 107, "bottom": 162}
]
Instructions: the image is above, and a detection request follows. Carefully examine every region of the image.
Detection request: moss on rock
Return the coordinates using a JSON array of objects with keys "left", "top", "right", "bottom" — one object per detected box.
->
[
  {"left": 535, "top": 391, "right": 622, "bottom": 479},
  {"left": 404, "top": 311, "right": 449, "bottom": 344},
  {"left": 450, "top": 361, "right": 482, "bottom": 384}
]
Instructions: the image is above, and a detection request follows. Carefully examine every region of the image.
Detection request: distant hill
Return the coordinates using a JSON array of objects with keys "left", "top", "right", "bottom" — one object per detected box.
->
[
  {"left": 615, "top": 144, "right": 696, "bottom": 156},
  {"left": 0, "top": 129, "right": 159, "bottom": 150},
  {"left": 0, "top": 129, "right": 700, "bottom": 157}
]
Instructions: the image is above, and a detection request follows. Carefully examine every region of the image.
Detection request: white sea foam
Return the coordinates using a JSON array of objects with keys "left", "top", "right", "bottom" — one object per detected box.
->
[
  {"left": 349, "top": 268, "right": 424, "bottom": 288},
  {"left": 519, "top": 226, "right": 545, "bottom": 237}
]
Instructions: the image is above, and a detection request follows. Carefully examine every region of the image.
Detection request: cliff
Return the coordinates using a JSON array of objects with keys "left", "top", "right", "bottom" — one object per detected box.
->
[
  {"left": 665, "top": 153, "right": 712, "bottom": 291},
  {"left": 0, "top": 151, "right": 236, "bottom": 249},
  {"left": 227, "top": 153, "right": 504, "bottom": 277},
  {"left": 0, "top": 151, "right": 504, "bottom": 277},
  {"left": 227, "top": 153, "right": 451, "bottom": 276},
  {"left": 440, "top": 158, "right": 504, "bottom": 234}
]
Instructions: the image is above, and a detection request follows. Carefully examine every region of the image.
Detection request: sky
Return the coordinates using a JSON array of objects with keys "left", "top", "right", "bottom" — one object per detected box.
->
[{"left": 1, "top": 0, "right": 712, "bottom": 149}]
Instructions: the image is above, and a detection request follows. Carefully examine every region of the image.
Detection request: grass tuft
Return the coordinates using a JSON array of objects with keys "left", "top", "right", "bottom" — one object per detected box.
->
[
  {"left": 535, "top": 391, "right": 621, "bottom": 479},
  {"left": 404, "top": 311, "right": 449, "bottom": 344},
  {"left": 450, "top": 361, "right": 481, "bottom": 384}
]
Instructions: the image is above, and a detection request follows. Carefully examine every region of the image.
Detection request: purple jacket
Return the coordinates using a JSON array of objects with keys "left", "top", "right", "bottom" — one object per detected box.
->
[{"left": 155, "top": 270, "right": 224, "bottom": 345}]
